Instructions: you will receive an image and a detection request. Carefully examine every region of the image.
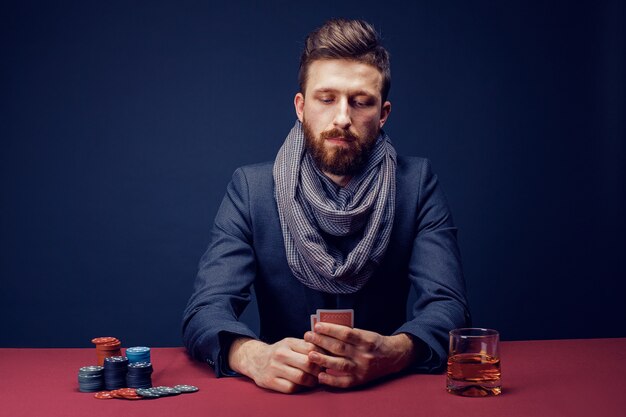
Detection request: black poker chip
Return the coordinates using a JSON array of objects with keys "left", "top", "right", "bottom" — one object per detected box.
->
[
  {"left": 126, "top": 362, "right": 153, "bottom": 389},
  {"left": 103, "top": 356, "right": 129, "bottom": 390}
]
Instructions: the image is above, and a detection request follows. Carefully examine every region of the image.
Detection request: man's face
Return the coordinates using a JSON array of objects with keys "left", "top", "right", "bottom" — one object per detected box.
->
[{"left": 295, "top": 59, "right": 391, "bottom": 177}]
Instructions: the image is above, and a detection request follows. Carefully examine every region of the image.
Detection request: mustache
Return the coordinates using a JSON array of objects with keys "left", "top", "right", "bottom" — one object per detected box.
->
[{"left": 319, "top": 128, "right": 362, "bottom": 142}]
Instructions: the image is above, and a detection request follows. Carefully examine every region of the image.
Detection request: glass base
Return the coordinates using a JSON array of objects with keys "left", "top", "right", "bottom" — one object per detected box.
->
[{"left": 447, "top": 382, "right": 502, "bottom": 397}]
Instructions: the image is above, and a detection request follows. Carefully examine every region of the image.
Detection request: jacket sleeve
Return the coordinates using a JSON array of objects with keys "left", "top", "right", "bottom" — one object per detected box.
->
[
  {"left": 393, "top": 159, "right": 471, "bottom": 373},
  {"left": 182, "top": 167, "right": 259, "bottom": 376}
]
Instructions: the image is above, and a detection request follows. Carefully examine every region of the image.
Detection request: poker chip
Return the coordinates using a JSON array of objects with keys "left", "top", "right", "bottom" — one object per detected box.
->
[
  {"left": 153, "top": 386, "right": 181, "bottom": 396},
  {"left": 173, "top": 384, "right": 199, "bottom": 393},
  {"left": 90, "top": 385, "right": 199, "bottom": 400},
  {"left": 78, "top": 365, "right": 104, "bottom": 392},
  {"left": 116, "top": 388, "right": 143, "bottom": 400},
  {"left": 92, "top": 337, "right": 122, "bottom": 366},
  {"left": 91, "top": 337, "right": 117, "bottom": 345},
  {"left": 103, "top": 356, "right": 129, "bottom": 390},
  {"left": 126, "top": 361, "right": 153, "bottom": 389},
  {"left": 81, "top": 336, "right": 198, "bottom": 401},
  {"left": 94, "top": 391, "right": 114, "bottom": 399},
  {"left": 125, "top": 346, "right": 151, "bottom": 364},
  {"left": 135, "top": 388, "right": 161, "bottom": 399},
  {"left": 95, "top": 388, "right": 141, "bottom": 400}
]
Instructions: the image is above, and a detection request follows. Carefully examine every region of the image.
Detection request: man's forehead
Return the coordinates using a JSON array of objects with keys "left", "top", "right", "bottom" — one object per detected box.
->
[{"left": 305, "top": 59, "right": 383, "bottom": 96}]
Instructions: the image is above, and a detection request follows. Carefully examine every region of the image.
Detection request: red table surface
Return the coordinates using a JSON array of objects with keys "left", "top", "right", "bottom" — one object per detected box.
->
[{"left": 0, "top": 338, "right": 624, "bottom": 417}]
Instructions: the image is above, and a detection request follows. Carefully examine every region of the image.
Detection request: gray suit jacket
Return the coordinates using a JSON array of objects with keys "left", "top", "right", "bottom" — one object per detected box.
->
[{"left": 183, "top": 156, "right": 470, "bottom": 376}]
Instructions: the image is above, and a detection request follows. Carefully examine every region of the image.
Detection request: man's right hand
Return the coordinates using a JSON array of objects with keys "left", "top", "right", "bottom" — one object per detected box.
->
[{"left": 227, "top": 337, "right": 322, "bottom": 394}]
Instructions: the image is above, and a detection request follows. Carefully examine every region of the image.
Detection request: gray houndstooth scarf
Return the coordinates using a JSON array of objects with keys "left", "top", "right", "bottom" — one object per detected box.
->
[{"left": 273, "top": 120, "right": 396, "bottom": 294}]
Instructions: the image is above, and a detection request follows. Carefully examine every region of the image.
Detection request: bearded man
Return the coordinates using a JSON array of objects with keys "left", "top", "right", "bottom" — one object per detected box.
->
[{"left": 183, "top": 18, "right": 470, "bottom": 394}]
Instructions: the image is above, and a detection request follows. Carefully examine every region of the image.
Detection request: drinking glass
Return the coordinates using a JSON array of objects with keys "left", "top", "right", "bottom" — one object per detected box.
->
[{"left": 446, "top": 328, "right": 501, "bottom": 397}]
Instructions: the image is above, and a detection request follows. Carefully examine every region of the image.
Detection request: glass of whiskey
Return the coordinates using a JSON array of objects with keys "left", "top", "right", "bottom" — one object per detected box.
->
[{"left": 446, "top": 328, "right": 501, "bottom": 397}]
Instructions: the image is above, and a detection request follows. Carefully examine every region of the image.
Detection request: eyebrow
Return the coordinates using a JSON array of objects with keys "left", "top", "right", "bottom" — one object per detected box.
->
[{"left": 312, "top": 88, "right": 376, "bottom": 97}]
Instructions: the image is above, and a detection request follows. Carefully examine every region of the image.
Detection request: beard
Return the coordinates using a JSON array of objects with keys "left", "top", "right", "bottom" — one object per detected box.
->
[{"left": 302, "top": 119, "right": 379, "bottom": 177}]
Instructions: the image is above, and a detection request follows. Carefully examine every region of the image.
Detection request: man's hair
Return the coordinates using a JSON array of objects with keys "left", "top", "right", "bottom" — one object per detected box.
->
[{"left": 298, "top": 18, "right": 391, "bottom": 102}]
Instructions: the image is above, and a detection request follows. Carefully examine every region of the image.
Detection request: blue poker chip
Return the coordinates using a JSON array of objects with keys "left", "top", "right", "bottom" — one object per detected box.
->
[
  {"left": 126, "top": 346, "right": 150, "bottom": 353},
  {"left": 125, "top": 347, "right": 151, "bottom": 364}
]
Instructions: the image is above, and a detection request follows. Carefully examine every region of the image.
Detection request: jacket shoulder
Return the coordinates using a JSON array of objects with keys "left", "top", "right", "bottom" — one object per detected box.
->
[
  {"left": 237, "top": 161, "right": 274, "bottom": 175},
  {"left": 396, "top": 155, "right": 432, "bottom": 183},
  {"left": 231, "top": 161, "right": 274, "bottom": 190}
]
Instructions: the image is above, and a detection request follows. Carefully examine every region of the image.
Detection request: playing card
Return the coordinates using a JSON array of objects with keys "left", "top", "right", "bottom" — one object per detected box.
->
[
  {"left": 312, "top": 309, "right": 355, "bottom": 378},
  {"left": 316, "top": 309, "right": 354, "bottom": 328}
]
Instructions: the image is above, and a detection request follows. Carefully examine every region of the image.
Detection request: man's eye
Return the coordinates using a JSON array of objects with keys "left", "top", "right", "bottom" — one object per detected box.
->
[
  {"left": 352, "top": 98, "right": 374, "bottom": 108},
  {"left": 319, "top": 97, "right": 333, "bottom": 103}
]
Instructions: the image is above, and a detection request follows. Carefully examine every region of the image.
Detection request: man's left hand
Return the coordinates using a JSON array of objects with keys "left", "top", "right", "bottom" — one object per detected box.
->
[{"left": 303, "top": 323, "right": 418, "bottom": 388}]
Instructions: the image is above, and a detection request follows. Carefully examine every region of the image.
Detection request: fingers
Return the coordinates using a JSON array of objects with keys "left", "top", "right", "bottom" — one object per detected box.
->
[
  {"left": 304, "top": 325, "right": 368, "bottom": 357},
  {"left": 303, "top": 325, "right": 390, "bottom": 389},
  {"left": 243, "top": 337, "right": 323, "bottom": 393},
  {"left": 286, "top": 337, "right": 323, "bottom": 355},
  {"left": 312, "top": 323, "right": 378, "bottom": 348},
  {"left": 308, "top": 350, "right": 356, "bottom": 374},
  {"left": 261, "top": 377, "right": 309, "bottom": 394},
  {"left": 274, "top": 362, "right": 319, "bottom": 388},
  {"left": 283, "top": 338, "right": 324, "bottom": 375},
  {"left": 307, "top": 351, "right": 357, "bottom": 388},
  {"left": 281, "top": 355, "right": 321, "bottom": 384}
]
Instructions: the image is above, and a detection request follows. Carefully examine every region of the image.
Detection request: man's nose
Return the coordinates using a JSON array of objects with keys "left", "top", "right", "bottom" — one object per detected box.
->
[{"left": 333, "top": 99, "right": 352, "bottom": 130}]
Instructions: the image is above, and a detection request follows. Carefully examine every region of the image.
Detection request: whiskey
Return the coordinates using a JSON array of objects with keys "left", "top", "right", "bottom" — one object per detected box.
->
[{"left": 447, "top": 353, "right": 502, "bottom": 397}]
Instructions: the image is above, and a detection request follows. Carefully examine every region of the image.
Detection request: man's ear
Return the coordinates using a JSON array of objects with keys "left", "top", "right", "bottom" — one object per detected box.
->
[
  {"left": 294, "top": 92, "right": 305, "bottom": 122},
  {"left": 379, "top": 101, "right": 391, "bottom": 128}
]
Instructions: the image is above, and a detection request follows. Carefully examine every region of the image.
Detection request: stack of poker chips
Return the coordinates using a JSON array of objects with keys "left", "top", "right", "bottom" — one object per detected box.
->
[
  {"left": 94, "top": 385, "right": 199, "bottom": 400},
  {"left": 103, "top": 356, "right": 129, "bottom": 390},
  {"left": 125, "top": 346, "right": 151, "bottom": 364},
  {"left": 126, "top": 362, "right": 153, "bottom": 389},
  {"left": 92, "top": 337, "right": 122, "bottom": 366},
  {"left": 77, "top": 365, "right": 104, "bottom": 392}
]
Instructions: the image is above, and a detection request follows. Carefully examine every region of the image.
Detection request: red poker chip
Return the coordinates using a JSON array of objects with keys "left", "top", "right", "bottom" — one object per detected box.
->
[
  {"left": 94, "top": 391, "right": 114, "bottom": 399},
  {"left": 117, "top": 388, "right": 136, "bottom": 394},
  {"left": 121, "top": 393, "right": 143, "bottom": 400},
  {"left": 92, "top": 337, "right": 119, "bottom": 345},
  {"left": 103, "top": 389, "right": 143, "bottom": 400},
  {"left": 96, "top": 343, "right": 121, "bottom": 351}
]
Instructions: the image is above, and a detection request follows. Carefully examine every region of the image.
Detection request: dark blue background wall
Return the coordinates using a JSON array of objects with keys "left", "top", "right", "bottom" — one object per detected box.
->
[{"left": 1, "top": 0, "right": 624, "bottom": 348}]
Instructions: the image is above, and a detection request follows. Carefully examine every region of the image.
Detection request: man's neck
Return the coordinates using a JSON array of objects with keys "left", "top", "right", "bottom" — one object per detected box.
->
[{"left": 323, "top": 171, "right": 352, "bottom": 187}]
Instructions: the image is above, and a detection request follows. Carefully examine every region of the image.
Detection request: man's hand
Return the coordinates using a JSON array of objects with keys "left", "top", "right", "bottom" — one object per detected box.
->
[
  {"left": 304, "top": 323, "right": 418, "bottom": 388},
  {"left": 228, "top": 337, "right": 323, "bottom": 394}
]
